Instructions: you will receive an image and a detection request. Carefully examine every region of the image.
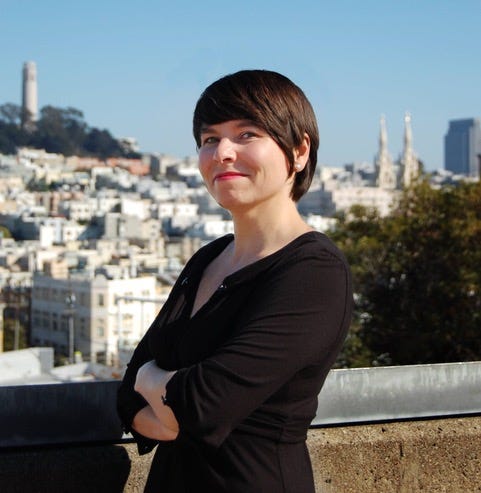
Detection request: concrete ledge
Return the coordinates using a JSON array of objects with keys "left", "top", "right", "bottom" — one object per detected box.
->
[
  {"left": 308, "top": 415, "right": 481, "bottom": 493},
  {"left": 1, "top": 416, "right": 480, "bottom": 492}
]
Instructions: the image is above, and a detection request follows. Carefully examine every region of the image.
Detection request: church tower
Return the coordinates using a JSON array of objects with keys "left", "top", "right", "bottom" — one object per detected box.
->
[
  {"left": 400, "top": 112, "right": 420, "bottom": 187},
  {"left": 376, "top": 115, "right": 397, "bottom": 189},
  {"left": 22, "top": 61, "right": 38, "bottom": 129}
]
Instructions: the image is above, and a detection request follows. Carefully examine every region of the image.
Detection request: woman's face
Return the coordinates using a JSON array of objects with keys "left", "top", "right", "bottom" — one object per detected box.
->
[{"left": 197, "top": 119, "right": 298, "bottom": 212}]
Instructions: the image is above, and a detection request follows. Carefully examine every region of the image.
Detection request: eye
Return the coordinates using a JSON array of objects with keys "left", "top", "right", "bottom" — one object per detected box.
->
[
  {"left": 239, "top": 130, "right": 261, "bottom": 140},
  {"left": 200, "top": 136, "right": 218, "bottom": 146}
]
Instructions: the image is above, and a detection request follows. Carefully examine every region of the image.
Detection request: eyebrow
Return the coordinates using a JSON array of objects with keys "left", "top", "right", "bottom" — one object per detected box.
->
[
  {"left": 200, "top": 120, "right": 258, "bottom": 134},
  {"left": 199, "top": 124, "right": 215, "bottom": 134}
]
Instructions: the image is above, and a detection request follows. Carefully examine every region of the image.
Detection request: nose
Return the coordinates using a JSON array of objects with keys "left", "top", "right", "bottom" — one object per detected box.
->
[{"left": 213, "top": 137, "right": 236, "bottom": 163}]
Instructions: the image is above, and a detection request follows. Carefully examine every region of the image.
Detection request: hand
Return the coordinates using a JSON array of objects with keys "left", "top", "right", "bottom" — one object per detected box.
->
[
  {"left": 132, "top": 405, "right": 178, "bottom": 441},
  {"left": 134, "top": 360, "right": 176, "bottom": 403},
  {"left": 134, "top": 360, "right": 179, "bottom": 435}
]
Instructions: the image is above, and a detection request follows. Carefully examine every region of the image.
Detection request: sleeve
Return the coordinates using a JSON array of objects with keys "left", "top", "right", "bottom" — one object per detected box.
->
[
  {"left": 116, "top": 238, "right": 229, "bottom": 454},
  {"left": 165, "top": 250, "right": 352, "bottom": 449},
  {"left": 116, "top": 331, "right": 159, "bottom": 454}
]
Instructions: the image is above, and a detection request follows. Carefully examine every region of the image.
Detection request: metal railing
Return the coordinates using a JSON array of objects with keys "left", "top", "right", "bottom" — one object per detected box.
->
[{"left": 1, "top": 361, "right": 481, "bottom": 448}]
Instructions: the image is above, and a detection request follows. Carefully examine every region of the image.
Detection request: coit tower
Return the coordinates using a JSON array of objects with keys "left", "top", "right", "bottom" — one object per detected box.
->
[{"left": 22, "top": 61, "right": 38, "bottom": 127}]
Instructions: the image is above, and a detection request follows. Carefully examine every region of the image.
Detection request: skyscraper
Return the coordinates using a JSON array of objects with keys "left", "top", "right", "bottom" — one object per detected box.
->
[
  {"left": 22, "top": 61, "right": 38, "bottom": 128},
  {"left": 444, "top": 118, "right": 481, "bottom": 178}
]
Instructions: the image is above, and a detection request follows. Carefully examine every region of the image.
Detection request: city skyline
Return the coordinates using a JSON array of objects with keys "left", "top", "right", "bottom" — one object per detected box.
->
[{"left": 1, "top": 1, "right": 481, "bottom": 170}]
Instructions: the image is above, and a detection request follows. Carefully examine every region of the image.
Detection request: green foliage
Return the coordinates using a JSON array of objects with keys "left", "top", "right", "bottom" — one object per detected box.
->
[
  {"left": 332, "top": 178, "right": 481, "bottom": 366},
  {"left": 0, "top": 102, "right": 139, "bottom": 158},
  {"left": 2, "top": 319, "right": 28, "bottom": 351},
  {"left": 25, "top": 177, "right": 52, "bottom": 192},
  {"left": 0, "top": 103, "right": 22, "bottom": 125},
  {"left": 0, "top": 120, "right": 29, "bottom": 153},
  {"left": 84, "top": 127, "right": 124, "bottom": 159},
  {"left": 0, "top": 225, "right": 12, "bottom": 238},
  {"left": 31, "top": 106, "right": 88, "bottom": 155}
]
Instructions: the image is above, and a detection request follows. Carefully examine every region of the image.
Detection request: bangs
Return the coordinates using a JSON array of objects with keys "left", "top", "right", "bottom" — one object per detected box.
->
[{"left": 193, "top": 93, "right": 263, "bottom": 148}]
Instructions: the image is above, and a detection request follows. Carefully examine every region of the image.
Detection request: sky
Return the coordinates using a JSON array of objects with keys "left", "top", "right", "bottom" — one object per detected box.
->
[{"left": 1, "top": 0, "right": 480, "bottom": 170}]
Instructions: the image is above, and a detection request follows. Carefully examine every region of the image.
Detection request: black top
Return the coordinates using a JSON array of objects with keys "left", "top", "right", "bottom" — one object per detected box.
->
[{"left": 117, "top": 232, "right": 352, "bottom": 493}]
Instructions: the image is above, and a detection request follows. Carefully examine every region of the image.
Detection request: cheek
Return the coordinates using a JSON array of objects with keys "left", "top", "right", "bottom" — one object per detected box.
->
[{"left": 197, "top": 151, "right": 211, "bottom": 180}]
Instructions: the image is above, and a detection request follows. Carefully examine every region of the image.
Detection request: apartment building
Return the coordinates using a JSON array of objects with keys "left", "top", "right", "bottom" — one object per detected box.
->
[{"left": 30, "top": 271, "right": 160, "bottom": 364}]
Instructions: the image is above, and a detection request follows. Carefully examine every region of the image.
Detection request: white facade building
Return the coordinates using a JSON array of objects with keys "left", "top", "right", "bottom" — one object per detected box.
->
[
  {"left": 188, "top": 217, "right": 234, "bottom": 239},
  {"left": 30, "top": 273, "right": 160, "bottom": 364},
  {"left": 330, "top": 186, "right": 399, "bottom": 217},
  {"left": 58, "top": 199, "right": 95, "bottom": 222},
  {"left": 120, "top": 195, "right": 150, "bottom": 220}
]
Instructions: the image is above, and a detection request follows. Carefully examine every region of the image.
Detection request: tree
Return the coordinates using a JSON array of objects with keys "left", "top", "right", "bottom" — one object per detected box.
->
[
  {"left": 0, "top": 225, "right": 12, "bottom": 238},
  {"left": 331, "top": 179, "right": 481, "bottom": 366},
  {"left": 0, "top": 102, "right": 136, "bottom": 158},
  {"left": 84, "top": 128, "right": 124, "bottom": 159},
  {"left": 0, "top": 103, "right": 22, "bottom": 125},
  {"left": 0, "top": 103, "right": 30, "bottom": 153},
  {"left": 0, "top": 121, "right": 28, "bottom": 154},
  {"left": 33, "top": 105, "right": 88, "bottom": 155}
]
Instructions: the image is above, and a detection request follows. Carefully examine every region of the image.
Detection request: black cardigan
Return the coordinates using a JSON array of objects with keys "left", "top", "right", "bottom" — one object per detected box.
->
[{"left": 117, "top": 231, "right": 352, "bottom": 492}]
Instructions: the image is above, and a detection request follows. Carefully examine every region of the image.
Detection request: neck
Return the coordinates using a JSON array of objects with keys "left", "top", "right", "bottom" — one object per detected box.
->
[{"left": 228, "top": 199, "right": 311, "bottom": 264}]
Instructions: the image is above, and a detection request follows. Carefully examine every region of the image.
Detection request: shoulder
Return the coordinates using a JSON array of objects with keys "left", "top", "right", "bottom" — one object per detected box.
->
[
  {"left": 239, "top": 231, "right": 351, "bottom": 294},
  {"left": 282, "top": 231, "right": 349, "bottom": 268},
  {"left": 267, "top": 232, "right": 352, "bottom": 295}
]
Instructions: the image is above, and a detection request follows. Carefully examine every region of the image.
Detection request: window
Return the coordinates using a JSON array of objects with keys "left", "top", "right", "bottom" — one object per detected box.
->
[{"left": 98, "top": 294, "right": 104, "bottom": 307}]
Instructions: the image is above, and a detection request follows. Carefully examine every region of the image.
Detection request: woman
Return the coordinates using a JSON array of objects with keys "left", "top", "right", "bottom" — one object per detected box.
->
[{"left": 117, "top": 69, "right": 352, "bottom": 492}]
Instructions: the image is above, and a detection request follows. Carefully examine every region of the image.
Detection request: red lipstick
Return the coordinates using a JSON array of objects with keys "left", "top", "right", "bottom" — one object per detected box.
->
[{"left": 214, "top": 172, "right": 247, "bottom": 182}]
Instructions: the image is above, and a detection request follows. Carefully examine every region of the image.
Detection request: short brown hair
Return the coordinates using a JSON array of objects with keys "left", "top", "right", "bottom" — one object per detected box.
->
[{"left": 193, "top": 70, "right": 319, "bottom": 202}]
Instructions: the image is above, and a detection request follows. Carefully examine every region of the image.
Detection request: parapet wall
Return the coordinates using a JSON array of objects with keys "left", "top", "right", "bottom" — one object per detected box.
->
[
  {"left": 308, "top": 415, "right": 481, "bottom": 493},
  {"left": 1, "top": 416, "right": 480, "bottom": 492},
  {"left": 1, "top": 363, "right": 481, "bottom": 491}
]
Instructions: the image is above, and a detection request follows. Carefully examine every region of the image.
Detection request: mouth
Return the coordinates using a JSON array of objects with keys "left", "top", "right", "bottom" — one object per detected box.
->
[{"left": 214, "top": 172, "right": 247, "bottom": 182}]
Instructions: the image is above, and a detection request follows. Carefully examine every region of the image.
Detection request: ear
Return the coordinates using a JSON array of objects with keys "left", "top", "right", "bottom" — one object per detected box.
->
[{"left": 293, "top": 133, "right": 311, "bottom": 171}]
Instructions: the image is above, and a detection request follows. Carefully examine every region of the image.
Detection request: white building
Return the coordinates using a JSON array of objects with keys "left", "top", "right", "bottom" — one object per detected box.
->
[
  {"left": 156, "top": 202, "right": 199, "bottom": 227},
  {"left": 305, "top": 215, "right": 337, "bottom": 233},
  {"left": 318, "top": 114, "right": 420, "bottom": 217},
  {"left": 188, "top": 216, "right": 234, "bottom": 239},
  {"left": 329, "top": 186, "right": 399, "bottom": 217},
  {"left": 30, "top": 272, "right": 161, "bottom": 365},
  {"left": 89, "top": 190, "right": 121, "bottom": 214},
  {"left": 58, "top": 198, "right": 95, "bottom": 222},
  {"left": 120, "top": 194, "right": 151, "bottom": 220}
]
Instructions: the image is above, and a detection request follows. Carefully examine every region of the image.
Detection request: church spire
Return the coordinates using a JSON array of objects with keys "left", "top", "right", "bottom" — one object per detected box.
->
[
  {"left": 380, "top": 114, "right": 388, "bottom": 151},
  {"left": 376, "top": 115, "right": 397, "bottom": 189},
  {"left": 401, "top": 112, "right": 420, "bottom": 187}
]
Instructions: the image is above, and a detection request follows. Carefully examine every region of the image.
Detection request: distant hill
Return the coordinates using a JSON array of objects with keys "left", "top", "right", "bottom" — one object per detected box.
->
[{"left": 0, "top": 103, "right": 140, "bottom": 159}]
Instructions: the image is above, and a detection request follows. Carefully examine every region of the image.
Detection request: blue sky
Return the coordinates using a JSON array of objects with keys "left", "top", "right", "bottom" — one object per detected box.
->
[{"left": 1, "top": 0, "right": 480, "bottom": 170}]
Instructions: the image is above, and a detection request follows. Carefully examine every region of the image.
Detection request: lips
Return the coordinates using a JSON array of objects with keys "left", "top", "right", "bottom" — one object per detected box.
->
[{"left": 214, "top": 171, "right": 247, "bottom": 182}]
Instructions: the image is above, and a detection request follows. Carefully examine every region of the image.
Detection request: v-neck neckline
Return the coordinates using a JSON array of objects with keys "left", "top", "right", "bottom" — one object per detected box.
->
[{"left": 185, "top": 231, "right": 321, "bottom": 320}]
